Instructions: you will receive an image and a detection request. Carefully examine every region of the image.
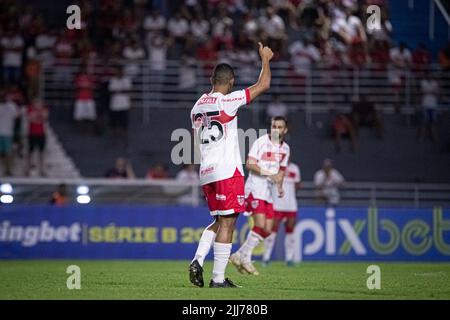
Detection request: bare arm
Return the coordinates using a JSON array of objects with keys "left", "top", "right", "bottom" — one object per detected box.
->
[{"left": 247, "top": 42, "right": 274, "bottom": 102}]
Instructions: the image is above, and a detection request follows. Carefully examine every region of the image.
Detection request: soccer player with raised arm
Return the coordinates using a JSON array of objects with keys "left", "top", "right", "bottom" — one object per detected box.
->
[
  {"left": 188, "top": 42, "right": 274, "bottom": 288},
  {"left": 230, "top": 116, "right": 290, "bottom": 276}
]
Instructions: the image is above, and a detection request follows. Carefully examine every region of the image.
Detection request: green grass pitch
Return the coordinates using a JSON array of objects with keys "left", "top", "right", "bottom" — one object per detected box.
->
[{"left": 1, "top": 260, "right": 449, "bottom": 300}]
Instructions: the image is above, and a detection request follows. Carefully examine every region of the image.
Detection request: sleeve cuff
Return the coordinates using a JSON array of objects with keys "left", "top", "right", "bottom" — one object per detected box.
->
[{"left": 245, "top": 88, "right": 251, "bottom": 105}]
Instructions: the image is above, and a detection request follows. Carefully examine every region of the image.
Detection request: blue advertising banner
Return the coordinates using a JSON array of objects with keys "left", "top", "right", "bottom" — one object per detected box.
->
[{"left": 0, "top": 205, "right": 449, "bottom": 261}]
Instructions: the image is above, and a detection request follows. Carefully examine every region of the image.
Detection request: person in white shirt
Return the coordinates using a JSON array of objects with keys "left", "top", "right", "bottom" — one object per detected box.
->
[
  {"left": 122, "top": 37, "right": 146, "bottom": 78},
  {"left": 289, "top": 39, "right": 320, "bottom": 77},
  {"left": 168, "top": 12, "right": 189, "bottom": 39},
  {"left": 108, "top": 67, "right": 132, "bottom": 143},
  {"left": 178, "top": 55, "right": 197, "bottom": 89},
  {"left": 0, "top": 91, "right": 19, "bottom": 176},
  {"left": 188, "top": 43, "right": 274, "bottom": 288},
  {"left": 314, "top": 159, "right": 345, "bottom": 207},
  {"left": 230, "top": 116, "right": 290, "bottom": 276},
  {"left": 190, "top": 13, "right": 210, "bottom": 44},
  {"left": 143, "top": 9, "right": 166, "bottom": 38},
  {"left": 389, "top": 42, "right": 412, "bottom": 112},
  {"left": 419, "top": 72, "right": 440, "bottom": 142},
  {"left": 1, "top": 30, "right": 24, "bottom": 84},
  {"left": 176, "top": 164, "right": 200, "bottom": 205},
  {"left": 263, "top": 161, "right": 301, "bottom": 266},
  {"left": 261, "top": 6, "right": 286, "bottom": 41}
]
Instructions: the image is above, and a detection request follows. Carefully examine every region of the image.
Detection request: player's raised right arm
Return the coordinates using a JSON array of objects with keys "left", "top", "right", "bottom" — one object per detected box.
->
[{"left": 247, "top": 42, "right": 274, "bottom": 102}]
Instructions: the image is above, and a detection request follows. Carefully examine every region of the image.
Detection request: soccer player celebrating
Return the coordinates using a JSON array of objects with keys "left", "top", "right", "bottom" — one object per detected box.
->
[
  {"left": 262, "top": 160, "right": 302, "bottom": 266},
  {"left": 188, "top": 42, "right": 274, "bottom": 288},
  {"left": 230, "top": 116, "right": 290, "bottom": 275}
]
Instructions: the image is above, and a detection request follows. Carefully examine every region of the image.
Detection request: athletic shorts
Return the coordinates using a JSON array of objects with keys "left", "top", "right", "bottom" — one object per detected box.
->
[
  {"left": 274, "top": 210, "right": 297, "bottom": 220},
  {"left": 202, "top": 175, "right": 245, "bottom": 216},
  {"left": 28, "top": 135, "right": 46, "bottom": 152},
  {"left": 74, "top": 99, "right": 97, "bottom": 121},
  {"left": 0, "top": 136, "right": 12, "bottom": 155},
  {"left": 245, "top": 193, "right": 275, "bottom": 219}
]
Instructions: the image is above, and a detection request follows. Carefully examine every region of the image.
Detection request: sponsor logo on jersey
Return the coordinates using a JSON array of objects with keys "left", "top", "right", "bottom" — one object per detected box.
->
[
  {"left": 198, "top": 96, "right": 217, "bottom": 105},
  {"left": 200, "top": 166, "right": 214, "bottom": 176},
  {"left": 216, "top": 194, "right": 227, "bottom": 201}
]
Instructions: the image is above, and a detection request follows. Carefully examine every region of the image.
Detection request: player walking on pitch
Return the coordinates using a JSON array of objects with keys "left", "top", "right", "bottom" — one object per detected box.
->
[
  {"left": 188, "top": 42, "right": 274, "bottom": 288},
  {"left": 262, "top": 160, "right": 302, "bottom": 266},
  {"left": 230, "top": 116, "right": 290, "bottom": 276}
]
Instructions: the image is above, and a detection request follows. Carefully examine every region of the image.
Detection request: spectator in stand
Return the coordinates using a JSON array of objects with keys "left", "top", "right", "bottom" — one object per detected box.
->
[
  {"left": 1, "top": 26, "right": 24, "bottom": 84},
  {"left": 50, "top": 183, "right": 69, "bottom": 206},
  {"left": 122, "top": 36, "right": 146, "bottom": 78},
  {"left": 178, "top": 54, "right": 197, "bottom": 89},
  {"left": 351, "top": 95, "right": 384, "bottom": 140},
  {"left": 266, "top": 93, "right": 288, "bottom": 122},
  {"left": 190, "top": 12, "right": 210, "bottom": 44},
  {"left": 34, "top": 26, "right": 57, "bottom": 67},
  {"left": 147, "top": 33, "right": 170, "bottom": 105},
  {"left": 331, "top": 6, "right": 367, "bottom": 46},
  {"left": 25, "top": 47, "right": 41, "bottom": 100},
  {"left": 5, "top": 84, "right": 25, "bottom": 159},
  {"left": 389, "top": 42, "right": 412, "bottom": 113},
  {"left": 121, "top": 8, "right": 140, "bottom": 34},
  {"left": 73, "top": 65, "right": 97, "bottom": 129},
  {"left": 418, "top": 71, "right": 440, "bottom": 143},
  {"left": 168, "top": 11, "right": 189, "bottom": 56},
  {"left": 260, "top": 6, "right": 286, "bottom": 56},
  {"left": 331, "top": 111, "right": 357, "bottom": 153},
  {"left": 242, "top": 12, "right": 259, "bottom": 43},
  {"left": 370, "top": 39, "right": 390, "bottom": 71},
  {"left": 0, "top": 89, "right": 19, "bottom": 176},
  {"left": 412, "top": 43, "right": 432, "bottom": 74},
  {"left": 143, "top": 9, "right": 167, "bottom": 39},
  {"left": 104, "top": 157, "right": 135, "bottom": 179},
  {"left": 196, "top": 39, "right": 218, "bottom": 77},
  {"left": 314, "top": 159, "right": 345, "bottom": 207},
  {"left": 146, "top": 162, "right": 169, "bottom": 179},
  {"left": 53, "top": 30, "right": 74, "bottom": 84},
  {"left": 438, "top": 42, "right": 450, "bottom": 71},
  {"left": 288, "top": 38, "right": 320, "bottom": 87},
  {"left": 26, "top": 97, "right": 49, "bottom": 177},
  {"left": 236, "top": 42, "right": 259, "bottom": 85},
  {"left": 108, "top": 66, "right": 132, "bottom": 148},
  {"left": 175, "top": 164, "right": 199, "bottom": 205}
]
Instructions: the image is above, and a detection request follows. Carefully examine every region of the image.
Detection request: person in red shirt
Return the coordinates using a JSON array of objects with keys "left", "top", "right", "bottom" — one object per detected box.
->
[
  {"left": 50, "top": 184, "right": 69, "bottom": 206},
  {"left": 196, "top": 40, "right": 218, "bottom": 77},
  {"left": 412, "top": 43, "right": 432, "bottom": 75},
  {"left": 26, "top": 98, "right": 48, "bottom": 176},
  {"left": 73, "top": 65, "right": 97, "bottom": 129},
  {"left": 146, "top": 162, "right": 169, "bottom": 179}
]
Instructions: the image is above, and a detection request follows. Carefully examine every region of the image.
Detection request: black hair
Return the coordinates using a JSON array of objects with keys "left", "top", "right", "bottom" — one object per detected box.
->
[
  {"left": 272, "top": 116, "right": 288, "bottom": 126},
  {"left": 212, "top": 63, "right": 235, "bottom": 85}
]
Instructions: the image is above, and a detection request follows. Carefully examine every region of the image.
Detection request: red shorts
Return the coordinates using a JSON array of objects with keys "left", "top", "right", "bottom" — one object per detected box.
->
[
  {"left": 202, "top": 175, "right": 245, "bottom": 215},
  {"left": 274, "top": 211, "right": 297, "bottom": 220},
  {"left": 245, "top": 193, "right": 275, "bottom": 219}
]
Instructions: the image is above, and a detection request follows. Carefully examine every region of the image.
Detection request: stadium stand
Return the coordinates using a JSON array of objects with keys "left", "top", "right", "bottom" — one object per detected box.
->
[{"left": 1, "top": 0, "right": 449, "bottom": 191}]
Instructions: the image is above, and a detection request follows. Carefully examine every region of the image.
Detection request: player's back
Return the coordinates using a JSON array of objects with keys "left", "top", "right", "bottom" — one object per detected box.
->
[{"left": 191, "top": 89, "right": 250, "bottom": 186}]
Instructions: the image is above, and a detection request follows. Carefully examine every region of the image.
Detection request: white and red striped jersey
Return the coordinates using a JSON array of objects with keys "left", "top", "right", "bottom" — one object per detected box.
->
[
  {"left": 191, "top": 89, "right": 250, "bottom": 185},
  {"left": 272, "top": 162, "right": 301, "bottom": 212},
  {"left": 245, "top": 134, "right": 290, "bottom": 203}
]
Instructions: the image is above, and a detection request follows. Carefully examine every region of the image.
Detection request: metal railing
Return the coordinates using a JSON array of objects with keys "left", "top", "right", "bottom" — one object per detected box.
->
[
  {"left": 42, "top": 59, "right": 450, "bottom": 127},
  {"left": 1, "top": 178, "right": 449, "bottom": 208}
]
